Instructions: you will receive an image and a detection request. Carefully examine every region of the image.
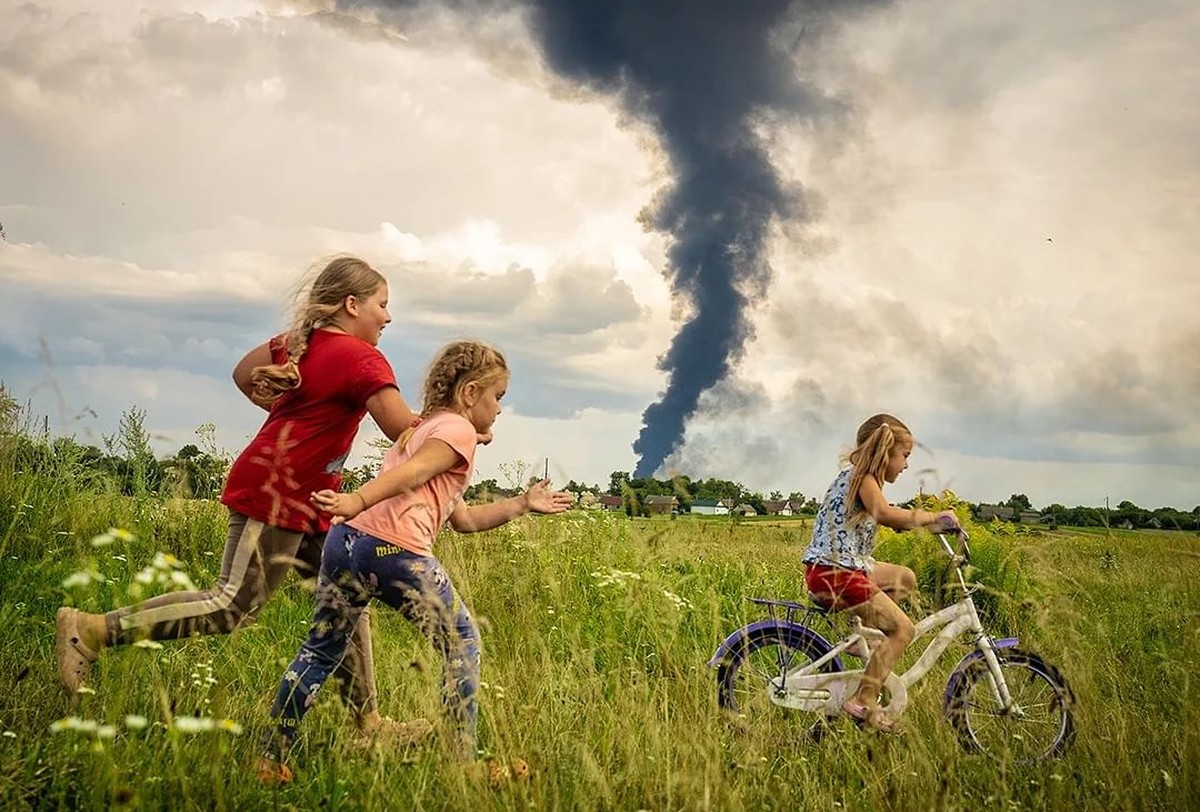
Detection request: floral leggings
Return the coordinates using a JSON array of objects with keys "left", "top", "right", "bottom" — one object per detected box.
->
[{"left": 266, "top": 523, "right": 481, "bottom": 757}]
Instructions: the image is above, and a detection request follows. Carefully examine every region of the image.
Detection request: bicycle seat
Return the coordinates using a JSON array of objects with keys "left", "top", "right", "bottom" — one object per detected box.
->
[{"left": 747, "top": 597, "right": 810, "bottom": 612}]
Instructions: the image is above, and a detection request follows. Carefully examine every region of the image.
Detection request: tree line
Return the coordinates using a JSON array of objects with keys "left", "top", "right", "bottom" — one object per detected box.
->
[{"left": 3, "top": 392, "right": 1197, "bottom": 530}]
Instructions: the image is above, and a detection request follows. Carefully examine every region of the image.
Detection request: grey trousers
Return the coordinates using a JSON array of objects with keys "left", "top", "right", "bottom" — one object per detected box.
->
[{"left": 104, "top": 510, "right": 377, "bottom": 716}]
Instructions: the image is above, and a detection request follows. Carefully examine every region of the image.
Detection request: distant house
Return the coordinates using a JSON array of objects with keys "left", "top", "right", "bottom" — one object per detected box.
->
[
  {"left": 762, "top": 500, "right": 786, "bottom": 515},
  {"left": 975, "top": 504, "right": 1046, "bottom": 524},
  {"left": 732, "top": 503, "right": 757, "bottom": 517},
  {"left": 975, "top": 504, "right": 1015, "bottom": 521},
  {"left": 643, "top": 495, "right": 679, "bottom": 515},
  {"left": 598, "top": 494, "right": 624, "bottom": 512},
  {"left": 691, "top": 498, "right": 731, "bottom": 516}
]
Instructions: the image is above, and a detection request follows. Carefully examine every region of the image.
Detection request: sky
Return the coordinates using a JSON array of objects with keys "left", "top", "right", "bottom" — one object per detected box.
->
[{"left": 1, "top": 0, "right": 1198, "bottom": 510}]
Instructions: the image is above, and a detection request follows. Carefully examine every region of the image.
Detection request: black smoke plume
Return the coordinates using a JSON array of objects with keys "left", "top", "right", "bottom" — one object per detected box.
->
[{"left": 318, "top": 0, "right": 882, "bottom": 477}]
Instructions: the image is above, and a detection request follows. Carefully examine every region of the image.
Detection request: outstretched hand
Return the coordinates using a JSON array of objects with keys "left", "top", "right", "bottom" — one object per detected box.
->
[
  {"left": 524, "top": 479, "right": 574, "bottom": 515},
  {"left": 311, "top": 489, "right": 367, "bottom": 525}
]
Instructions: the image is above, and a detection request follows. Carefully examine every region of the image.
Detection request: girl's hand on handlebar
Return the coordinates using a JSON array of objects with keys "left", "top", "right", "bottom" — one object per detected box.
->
[{"left": 933, "top": 510, "right": 963, "bottom": 535}]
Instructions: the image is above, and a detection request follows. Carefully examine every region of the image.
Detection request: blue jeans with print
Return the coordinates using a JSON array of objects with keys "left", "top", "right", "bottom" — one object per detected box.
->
[{"left": 266, "top": 523, "right": 481, "bottom": 758}]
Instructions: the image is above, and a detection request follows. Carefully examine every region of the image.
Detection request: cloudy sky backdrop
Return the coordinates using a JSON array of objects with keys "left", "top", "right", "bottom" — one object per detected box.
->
[{"left": 2, "top": 0, "right": 1197, "bottom": 509}]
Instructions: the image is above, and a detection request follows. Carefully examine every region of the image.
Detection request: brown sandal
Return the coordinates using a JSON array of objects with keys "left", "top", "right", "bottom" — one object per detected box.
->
[
  {"left": 350, "top": 716, "right": 433, "bottom": 750},
  {"left": 55, "top": 607, "right": 97, "bottom": 695},
  {"left": 842, "top": 700, "right": 902, "bottom": 735},
  {"left": 253, "top": 755, "right": 294, "bottom": 785}
]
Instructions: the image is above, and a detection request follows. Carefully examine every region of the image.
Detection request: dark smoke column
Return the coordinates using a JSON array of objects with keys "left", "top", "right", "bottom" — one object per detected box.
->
[
  {"left": 524, "top": 0, "right": 841, "bottom": 478},
  {"left": 328, "top": 0, "right": 881, "bottom": 478}
]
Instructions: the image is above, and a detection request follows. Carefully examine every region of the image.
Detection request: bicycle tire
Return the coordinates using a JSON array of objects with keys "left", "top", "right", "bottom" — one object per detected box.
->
[
  {"left": 946, "top": 648, "right": 1075, "bottom": 761},
  {"left": 716, "top": 624, "right": 840, "bottom": 720}
]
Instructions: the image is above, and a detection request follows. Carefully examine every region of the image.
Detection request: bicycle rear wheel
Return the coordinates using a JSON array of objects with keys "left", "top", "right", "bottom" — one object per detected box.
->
[
  {"left": 716, "top": 625, "right": 839, "bottom": 722},
  {"left": 947, "top": 649, "right": 1075, "bottom": 761}
]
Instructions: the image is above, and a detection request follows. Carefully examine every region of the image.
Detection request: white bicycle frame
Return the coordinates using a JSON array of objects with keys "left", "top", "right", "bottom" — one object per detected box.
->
[{"left": 769, "top": 534, "right": 1016, "bottom": 719}]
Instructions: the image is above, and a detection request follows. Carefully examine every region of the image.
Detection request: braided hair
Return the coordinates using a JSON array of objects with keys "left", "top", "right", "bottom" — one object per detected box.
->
[
  {"left": 844, "top": 413, "right": 913, "bottom": 527},
  {"left": 419, "top": 340, "right": 509, "bottom": 417},
  {"left": 248, "top": 256, "right": 385, "bottom": 408}
]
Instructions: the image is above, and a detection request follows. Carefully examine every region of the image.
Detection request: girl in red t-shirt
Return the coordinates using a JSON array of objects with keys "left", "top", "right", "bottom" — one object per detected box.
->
[
  {"left": 56, "top": 255, "right": 420, "bottom": 740},
  {"left": 255, "top": 340, "right": 572, "bottom": 783}
]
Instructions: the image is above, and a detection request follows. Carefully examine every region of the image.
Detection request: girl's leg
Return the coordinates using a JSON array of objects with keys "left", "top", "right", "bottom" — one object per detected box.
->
[
  {"left": 57, "top": 512, "right": 301, "bottom": 692},
  {"left": 849, "top": 591, "right": 915, "bottom": 711},
  {"left": 358, "top": 546, "right": 481, "bottom": 758},
  {"left": 294, "top": 532, "right": 379, "bottom": 726},
  {"left": 105, "top": 512, "right": 302, "bottom": 644},
  {"left": 264, "top": 524, "right": 368, "bottom": 760},
  {"left": 869, "top": 561, "right": 917, "bottom": 604}
]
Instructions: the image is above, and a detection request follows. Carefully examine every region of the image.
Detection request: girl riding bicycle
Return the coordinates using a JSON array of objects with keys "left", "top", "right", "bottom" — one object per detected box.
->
[{"left": 801, "top": 413, "right": 959, "bottom": 733}]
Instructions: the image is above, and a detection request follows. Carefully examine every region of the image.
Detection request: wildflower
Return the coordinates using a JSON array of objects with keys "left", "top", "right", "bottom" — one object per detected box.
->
[
  {"left": 169, "top": 570, "right": 197, "bottom": 590},
  {"left": 76, "top": 686, "right": 96, "bottom": 695},
  {"left": 662, "top": 589, "right": 693, "bottom": 610},
  {"left": 96, "top": 725, "right": 117, "bottom": 740},
  {"left": 217, "top": 719, "right": 243, "bottom": 735},
  {"left": 124, "top": 715, "right": 148, "bottom": 730},
  {"left": 133, "top": 639, "right": 163, "bottom": 650},
  {"left": 2, "top": 731, "right": 15, "bottom": 738},
  {"left": 62, "top": 569, "right": 105, "bottom": 589},
  {"left": 50, "top": 717, "right": 99, "bottom": 734},
  {"left": 173, "top": 716, "right": 215, "bottom": 733}
]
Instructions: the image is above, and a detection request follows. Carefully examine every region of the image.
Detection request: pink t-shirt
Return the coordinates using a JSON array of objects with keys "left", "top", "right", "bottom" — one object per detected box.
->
[{"left": 348, "top": 411, "right": 477, "bottom": 556}]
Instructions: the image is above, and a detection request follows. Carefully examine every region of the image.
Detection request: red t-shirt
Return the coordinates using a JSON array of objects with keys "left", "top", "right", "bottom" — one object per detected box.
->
[{"left": 221, "top": 329, "right": 398, "bottom": 533}]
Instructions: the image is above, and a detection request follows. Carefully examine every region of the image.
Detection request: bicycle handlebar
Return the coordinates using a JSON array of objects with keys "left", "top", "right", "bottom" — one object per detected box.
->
[{"left": 936, "top": 530, "right": 971, "bottom": 564}]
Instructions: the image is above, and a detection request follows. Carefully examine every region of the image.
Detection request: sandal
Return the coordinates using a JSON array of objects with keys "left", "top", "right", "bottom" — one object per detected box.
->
[
  {"left": 842, "top": 700, "right": 902, "bottom": 735},
  {"left": 55, "top": 607, "right": 97, "bottom": 695},
  {"left": 253, "top": 755, "right": 294, "bottom": 785},
  {"left": 350, "top": 716, "right": 433, "bottom": 750}
]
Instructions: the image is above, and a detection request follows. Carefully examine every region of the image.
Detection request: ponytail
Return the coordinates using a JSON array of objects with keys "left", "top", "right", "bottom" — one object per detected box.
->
[
  {"left": 249, "top": 256, "right": 385, "bottom": 407},
  {"left": 844, "top": 413, "right": 911, "bottom": 526}
]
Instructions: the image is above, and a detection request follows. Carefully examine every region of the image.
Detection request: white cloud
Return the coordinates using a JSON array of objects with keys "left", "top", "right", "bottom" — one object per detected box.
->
[
  {"left": 1, "top": 0, "right": 1197, "bottom": 509},
  {"left": 671, "top": 0, "right": 1200, "bottom": 505}
]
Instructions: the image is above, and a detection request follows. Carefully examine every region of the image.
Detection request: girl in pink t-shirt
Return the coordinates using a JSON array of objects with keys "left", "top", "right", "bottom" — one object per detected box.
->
[{"left": 257, "top": 340, "right": 572, "bottom": 783}]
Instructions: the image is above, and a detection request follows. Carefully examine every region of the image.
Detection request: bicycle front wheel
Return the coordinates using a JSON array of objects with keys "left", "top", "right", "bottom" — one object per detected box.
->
[{"left": 947, "top": 649, "right": 1075, "bottom": 761}]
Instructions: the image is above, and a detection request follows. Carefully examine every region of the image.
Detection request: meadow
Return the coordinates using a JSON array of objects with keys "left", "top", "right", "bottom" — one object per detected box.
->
[{"left": 1, "top": 435, "right": 1197, "bottom": 811}]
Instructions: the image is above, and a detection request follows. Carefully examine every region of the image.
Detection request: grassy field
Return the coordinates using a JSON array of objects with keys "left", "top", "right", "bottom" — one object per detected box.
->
[{"left": 1, "top": 451, "right": 1198, "bottom": 810}]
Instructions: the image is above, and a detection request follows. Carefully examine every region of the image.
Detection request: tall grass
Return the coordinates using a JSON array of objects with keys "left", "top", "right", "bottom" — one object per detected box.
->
[{"left": 1, "top": 419, "right": 1197, "bottom": 810}]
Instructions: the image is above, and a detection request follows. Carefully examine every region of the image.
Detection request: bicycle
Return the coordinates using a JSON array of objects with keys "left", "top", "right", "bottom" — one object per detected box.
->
[{"left": 707, "top": 533, "right": 1075, "bottom": 762}]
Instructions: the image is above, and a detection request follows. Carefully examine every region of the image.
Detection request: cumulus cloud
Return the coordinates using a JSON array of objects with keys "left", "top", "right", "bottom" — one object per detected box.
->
[
  {"left": 1, "top": 0, "right": 1196, "bottom": 507},
  {"left": 667, "top": 0, "right": 1200, "bottom": 507}
]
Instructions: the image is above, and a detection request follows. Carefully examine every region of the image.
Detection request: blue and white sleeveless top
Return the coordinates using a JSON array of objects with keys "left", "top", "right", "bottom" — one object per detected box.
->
[{"left": 802, "top": 466, "right": 879, "bottom": 572}]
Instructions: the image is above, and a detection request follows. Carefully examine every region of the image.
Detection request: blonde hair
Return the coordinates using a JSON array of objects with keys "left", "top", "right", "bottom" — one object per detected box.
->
[
  {"left": 421, "top": 340, "right": 509, "bottom": 415},
  {"left": 845, "top": 413, "right": 913, "bottom": 526},
  {"left": 393, "top": 340, "right": 509, "bottom": 450},
  {"left": 249, "top": 256, "right": 386, "bottom": 408}
]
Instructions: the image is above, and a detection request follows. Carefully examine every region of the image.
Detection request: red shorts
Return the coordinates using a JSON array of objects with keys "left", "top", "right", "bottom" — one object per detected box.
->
[{"left": 805, "top": 563, "right": 879, "bottom": 611}]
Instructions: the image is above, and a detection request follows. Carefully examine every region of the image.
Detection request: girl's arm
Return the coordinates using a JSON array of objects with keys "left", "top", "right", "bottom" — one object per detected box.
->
[
  {"left": 232, "top": 341, "right": 274, "bottom": 410},
  {"left": 365, "top": 386, "right": 418, "bottom": 441},
  {"left": 857, "top": 475, "right": 958, "bottom": 531},
  {"left": 311, "top": 439, "right": 461, "bottom": 519},
  {"left": 447, "top": 479, "right": 573, "bottom": 533},
  {"left": 366, "top": 388, "right": 493, "bottom": 445}
]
